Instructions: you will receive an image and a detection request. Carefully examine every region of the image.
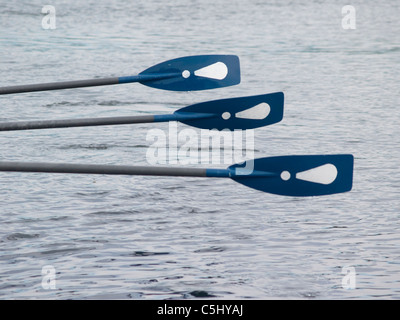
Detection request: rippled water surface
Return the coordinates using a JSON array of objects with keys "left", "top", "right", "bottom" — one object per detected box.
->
[{"left": 0, "top": 0, "right": 399, "bottom": 299}]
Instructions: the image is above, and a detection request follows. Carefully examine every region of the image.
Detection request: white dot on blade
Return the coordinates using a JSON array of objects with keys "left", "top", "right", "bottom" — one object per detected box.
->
[
  {"left": 222, "top": 112, "right": 231, "bottom": 120},
  {"left": 182, "top": 70, "right": 190, "bottom": 78},
  {"left": 281, "top": 171, "right": 291, "bottom": 181}
]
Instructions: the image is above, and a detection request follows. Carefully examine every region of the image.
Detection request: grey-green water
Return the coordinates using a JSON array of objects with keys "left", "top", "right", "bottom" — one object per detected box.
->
[{"left": 0, "top": 0, "right": 399, "bottom": 299}]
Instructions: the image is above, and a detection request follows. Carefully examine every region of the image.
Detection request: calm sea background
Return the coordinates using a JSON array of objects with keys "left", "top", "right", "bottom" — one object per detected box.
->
[{"left": 0, "top": 0, "right": 399, "bottom": 299}]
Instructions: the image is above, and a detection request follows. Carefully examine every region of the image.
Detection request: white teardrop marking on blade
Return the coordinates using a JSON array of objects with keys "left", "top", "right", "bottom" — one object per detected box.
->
[
  {"left": 194, "top": 62, "right": 228, "bottom": 80},
  {"left": 235, "top": 103, "right": 271, "bottom": 120},
  {"left": 295, "top": 164, "right": 338, "bottom": 185}
]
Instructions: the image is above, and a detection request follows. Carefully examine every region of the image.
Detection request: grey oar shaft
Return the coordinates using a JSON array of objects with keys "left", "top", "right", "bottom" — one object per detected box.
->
[
  {"left": 0, "top": 161, "right": 208, "bottom": 177},
  {"left": 0, "top": 115, "right": 157, "bottom": 131},
  {"left": 0, "top": 78, "right": 119, "bottom": 95}
]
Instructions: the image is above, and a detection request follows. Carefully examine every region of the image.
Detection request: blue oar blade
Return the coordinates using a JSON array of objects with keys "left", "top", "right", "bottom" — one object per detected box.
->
[
  {"left": 139, "top": 55, "right": 240, "bottom": 91},
  {"left": 230, "top": 154, "right": 354, "bottom": 196},
  {"left": 174, "top": 92, "right": 284, "bottom": 130}
]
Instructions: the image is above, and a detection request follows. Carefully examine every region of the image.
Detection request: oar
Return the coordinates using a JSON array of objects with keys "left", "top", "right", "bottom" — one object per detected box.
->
[
  {"left": 0, "top": 55, "right": 240, "bottom": 94},
  {"left": 0, "top": 155, "right": 354, "bottom": 196},
  {"left": 0, "top": 92, "right": 284, "bottom": 131}
]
